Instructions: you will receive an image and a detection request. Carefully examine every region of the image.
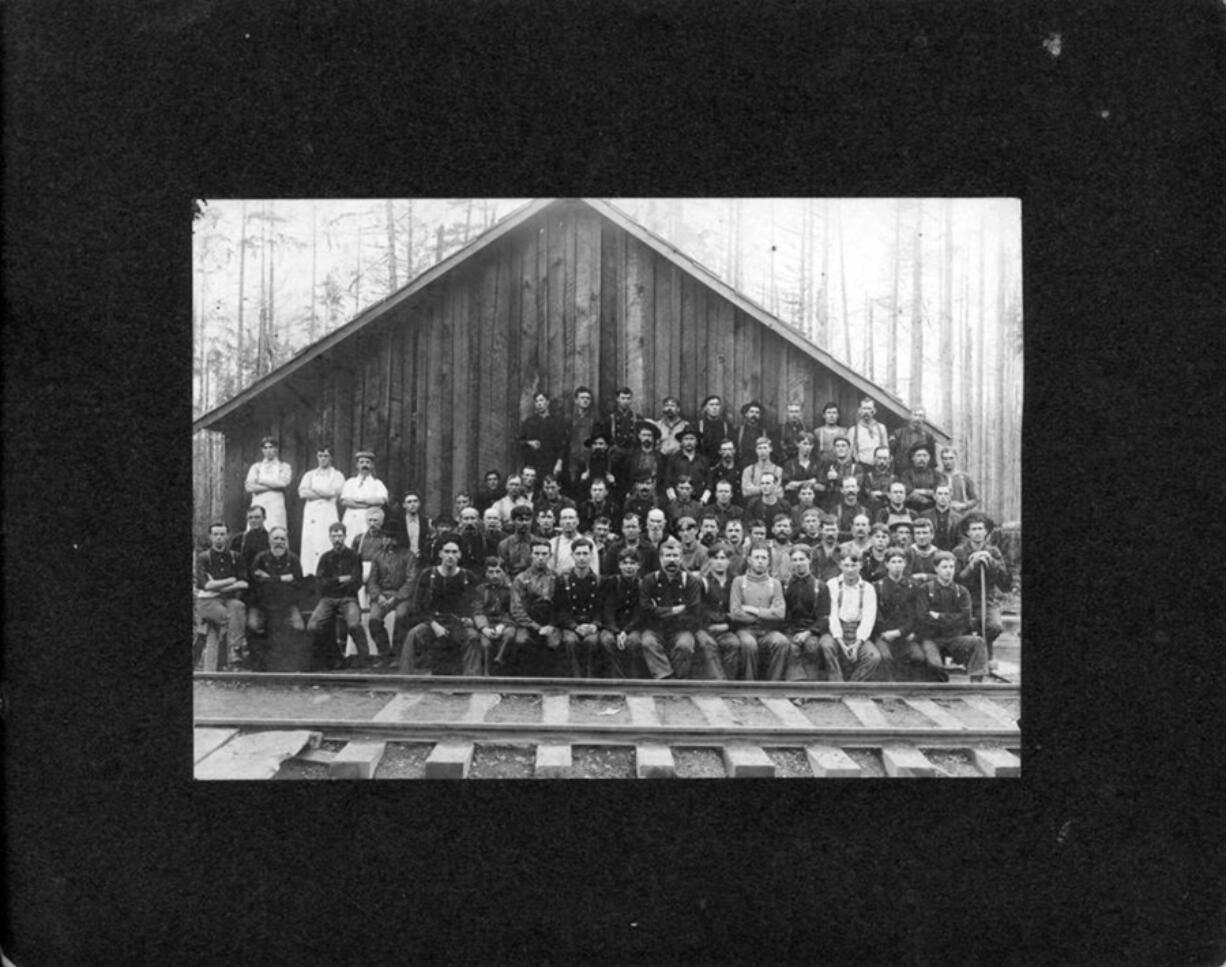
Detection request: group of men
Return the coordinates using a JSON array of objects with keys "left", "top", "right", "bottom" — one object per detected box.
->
[{"left": 195, "top": 389, "right": 1010, "bottom": 682}]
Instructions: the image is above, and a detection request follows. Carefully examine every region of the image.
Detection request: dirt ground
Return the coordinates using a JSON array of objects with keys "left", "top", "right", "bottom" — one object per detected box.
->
[
  {"left": 194, "top": 682, "right": 394, "bottom": 720},
  {"left": 469, "top": 745, "right": 536, "bottom": 779},
  {"left": 794, "top": 698, "right": 863, "bottom": 728},
  {"left": 725, "top": 697, "right": 785, "bottom": 728},
  {"left": 922, "top": 750, "right": 982, "bottom": 777},
  {"left": 572, "top": 745, "right": 636, "bottom": 779},
  {"left": 877, "top": 698, "right": 936, "bottom": 728},
  {"left": 483, "top": 693, "right": 543, "bottom": 723},
  {"left": 766, "top": 748, "right": 812, "bottom": 778},
  {"left": 654, "top": 696, "right": 709, "bottom": 727},
  {"left": 375, "top": 743, "right": 433, "bottom": 779},
  {"left": 569, "top": 695, "right": 631, "bottom": 724},
  {"left": 673, "top": 747, "right": 726, "bottom": 778}
]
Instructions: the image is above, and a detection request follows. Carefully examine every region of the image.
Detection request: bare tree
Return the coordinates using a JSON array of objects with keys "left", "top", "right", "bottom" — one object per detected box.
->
[{"left": 909, "top": 199, "right": 924, "bottom": 406}]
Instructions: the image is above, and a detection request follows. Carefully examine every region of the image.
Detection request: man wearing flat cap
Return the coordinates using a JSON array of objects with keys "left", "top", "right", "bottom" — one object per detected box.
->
[{"left": 340, "top": 450, "right": 388, "bottom": 542}]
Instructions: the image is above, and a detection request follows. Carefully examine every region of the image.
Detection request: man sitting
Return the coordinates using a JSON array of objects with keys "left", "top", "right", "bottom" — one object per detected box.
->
[
  {"left": 729, "top": 542, "right": 790, "bottom": 680},
  {"left": 307, "top": 523, "right": 370, "bottom": 671},
  {"left": 820, "top": 552, "right": 883, "bottom": 682},
  {"left": 508, "top": 538, "right": 564, "bottom": 676},
  {"left": 601, "top": 547, "right": 646, "bottom": 678},
  {"left": 832, "top": 477, "right": 871, "bottom": 543},
  {"left": 782, "top": 544, "right": 832, "bottom": 682},
  {"left": 639, "top": 538, "right": 704, "bottom": 679},
  {"left": 811, "top": 516, "right": 844, "bottom": 583},
  {"left": 953, "top": 513, "right": 1011, "bottom": 662},
  {"left": 906, "top": 517, "right": 942, "bottom": 584},
  {"left": 874, "top": 481, "right": 914, "bottom": 530},
  {"left": 695, "top": 542, "right": 743, "bottom": 680},
  {"left": 665, "top": 475, "right": 705, "bottom": 532},
  {"left": 577, "top": 478, "right": 617, "bottom": 535},
  {"left": 477, "top": 557, "right": 516, "bottom": 673},
  {"left": 744, "top": 470, "right": 790, "bottom": 526},
  {"left": 861, "top": 446, "right": 896, "bottom": 517},
  {"left": 674, "top": 516, "right": 709, "bottom": 578},
  {"left": 497, "top": 505, "right": 536, "bottom": 576},
  {"left": 875, "top": 546, "right": 946, "bottom": 682},
  {"left": 664, "top": 426, "right": 711, "bottom": 503},
  {"left": 365, "top": 526, "right": 416, "bottom": 667},
  {"left": 402, "top": 536, "right": 484, "bottom": 676},
  {"left": 247, "top": 525, "right": 305, "bottom": 670},
  {"left": 821, "top": 437, "right": 862, "bottom": 512},
  {"left": 914, "top": 551, "right": 989, "bottom": 682},
  {"left": 554, "top": 537, "right": 606, "bottom": 678},
  {"left": 709, "top": 439, "right": 742, "bottom": 502},
  {"left": 195, "top": 522, "right": 250, "bottom": 670}
]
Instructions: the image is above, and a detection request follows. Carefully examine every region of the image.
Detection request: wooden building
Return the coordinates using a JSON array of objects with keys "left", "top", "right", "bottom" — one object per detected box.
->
[{"left": 194, "top": 198, "right": 947, "bottom": 546}]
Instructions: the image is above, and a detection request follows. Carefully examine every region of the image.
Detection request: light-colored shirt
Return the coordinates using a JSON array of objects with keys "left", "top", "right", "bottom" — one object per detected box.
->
[{"left": 827, "top": 577, "right": 878, "bottom": 642}]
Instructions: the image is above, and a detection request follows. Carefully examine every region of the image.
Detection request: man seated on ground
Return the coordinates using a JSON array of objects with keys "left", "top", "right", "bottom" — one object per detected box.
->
[
  {"left": 782, "top": 544, "right": 833, "bottom": 682},
  {"left": 954, "top": 513, "right": 1011, "bottom": 663},
  {"left": 477, "top": 557, "right": 516, "bottom": 673},
  {"left": 195, "top": 522, "right": 250, "bottom": 670},
  {"left": 509, "top": 538, "right": 565, "bottom": 676},
  {"left": 821, "top": 436, "right": 862, "bottom": 513},
  {"left": 839, "top": 513, "right": 873, "bottom": 559},
  {"left": 247, "top": 525, "right": 305, "bottom": 670},
  {"left": 365, "top": 525, "right": 416, "bottom": 667},
  {"left": 900, "top": 443, "right": 945, "bottom": 515},
  {"left": 601, "top": 547, "right": 646, "bottom": 678},
  {"left": 729, "top": 541, "right": 790, "bottom": 680},
  {"left": 833, "top": 477, "right": 871, "bottom": 543},
  {"left": 664, "top": 426, "right": 710, "bottom": 503},
  {"left": 498, "top": 505, "right": 536, "bottom": 576},
  {"left": 307, "top": 523, "right": 370, "bottom": 670},
  {"left": 906, "top": 517, "right": 941, "bottom": 584},
  {"left": 554, "top": 537, "right": 607, "bottom": 678},
  {"left": 403, "top": 536, "right": 485, "bottom": 676},
  {"left": 811, "top": 516, "right": 844, "bottom": 583},
  {"left": 674, "top": 516, "right": 709, "bottom": 578},
  {"left": 914, "top": 551, "right": 989, "bottom": 682},
  {"left": 921, "top": 483, "right": 963, "bottom": 552},
  {"left": 744, "top": 471, "right": 790, "bottom": 526},
  {"left": 821, "top": 552, "right": 883, "bottom": 682},
  {"left": 665, "top": 475, "right": 705, "bottom": 532},
  {"left": 860, "top": 524, "right": 895, "bottom": 584},
  {"left": 695, "top": 542, "right": 743, "bottom": 680},
  {"left": 939, "top": 447, "right": 981, "bottom": 515},
  {"left": 875, "top": 546, "right": 945, "bottom": 682},
  {"left": 639, "top": 538, "right": 706, "bottom": 680},
  {"left": 862, "top": 446, "right": 896, "bottom": 517}
]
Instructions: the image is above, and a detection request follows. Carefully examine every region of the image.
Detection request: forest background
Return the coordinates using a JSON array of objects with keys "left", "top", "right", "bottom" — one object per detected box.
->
[{"left": 193, "top": 197, "right": 1022, "bottom": 528}]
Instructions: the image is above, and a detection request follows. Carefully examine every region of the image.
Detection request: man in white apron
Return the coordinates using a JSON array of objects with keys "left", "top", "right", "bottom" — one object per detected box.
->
[
  {"left": 339, "top": 450, "right": 388, "bottom": 541},
  {"left": 244, "top": 436, "right": 293, "bottom": 531},
  {"left": 296, "top": 446, "right": 345, "bottom": 576}
]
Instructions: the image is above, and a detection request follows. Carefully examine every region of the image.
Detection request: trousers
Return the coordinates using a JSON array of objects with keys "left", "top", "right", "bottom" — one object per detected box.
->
[
  {"left": 819, "top": 632, "right": 884, "bottom": 682},
  {"left": 639, "top": 629, "right": 697, "bottom": 679},
  {"left": 196, "top": 596, "right": 248, "bottom": 666}
]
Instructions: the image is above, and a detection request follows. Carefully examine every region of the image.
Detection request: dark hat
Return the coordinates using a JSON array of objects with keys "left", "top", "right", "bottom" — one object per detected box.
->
[
  {"left": 958, "top": 511, "right": 997, "bottom": 535},
  {"left": 662, "top": 395, "right": 680, "bottom": 407},
  {"left": 907, "top": 441, "right": 935, "bottom": 460},
  {"left": 678, "top": 422, "right": 699, "bottom": 440},
  {"left": 510, "top": 505, "right": 534, "bottom": 520},
  {"left": 741, "top": 400, "right": 763, "bottom": 417},
  {"left": 634, "top": 420, "right": 663, "bottom": 441},
  {"left": 676, "top": 516, "right": 697, "bottom": 530},
  {"left": 584, "top": 428, "right": 611, "bottom": 447},
  {"left": 354, "top": 449, "right": 376, "bottom": 461},
  {"left": 701, "top": 394, "right": 723, "bottom": 409},
  {"left": 887, "top": 518, "right": 915, "bottom": 532}
]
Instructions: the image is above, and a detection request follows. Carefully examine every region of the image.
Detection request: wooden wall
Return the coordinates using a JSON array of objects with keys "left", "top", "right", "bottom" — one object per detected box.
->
[{"left": 216, "top": 202, "right": 920, "bottom": 548}]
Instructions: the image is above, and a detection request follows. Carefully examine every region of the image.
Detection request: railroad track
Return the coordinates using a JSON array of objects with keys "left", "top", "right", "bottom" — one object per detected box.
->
[{"left": 194, "top": 672, "right": 1020, "bottom": 779}]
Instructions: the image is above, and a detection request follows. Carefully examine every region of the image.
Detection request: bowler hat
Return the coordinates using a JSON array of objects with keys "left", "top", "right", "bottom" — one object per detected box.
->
[
  {"left": 584, "top": 429, "right": 611, "bottom": 448},
  {"left": 678, "top": 423, "right": 699, "bottom": 440}
]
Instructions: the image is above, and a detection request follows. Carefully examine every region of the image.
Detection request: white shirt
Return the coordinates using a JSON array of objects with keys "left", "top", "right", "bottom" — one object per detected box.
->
[{"left": 827, "top": 576, "right": 878, "bottom": 642}]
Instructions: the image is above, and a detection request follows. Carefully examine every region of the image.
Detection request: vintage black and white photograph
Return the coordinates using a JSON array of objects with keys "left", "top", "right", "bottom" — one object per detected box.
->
[{"left": 192, "top": 197, "right": 1022, "bottom": 780}]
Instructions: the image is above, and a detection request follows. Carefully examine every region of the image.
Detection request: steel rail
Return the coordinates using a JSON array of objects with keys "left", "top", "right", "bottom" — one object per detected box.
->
[
  {"left": 193, "top": 715, "right": 1017, "bottom": 747},
  {"left": 194, "top": 671, "right": 1019, "bottom": 701}
]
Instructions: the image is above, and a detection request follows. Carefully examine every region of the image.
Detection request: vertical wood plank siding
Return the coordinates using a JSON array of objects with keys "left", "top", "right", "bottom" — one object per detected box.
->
[{"left": 213, "top": 204, "right": 923, "bottom": 548}]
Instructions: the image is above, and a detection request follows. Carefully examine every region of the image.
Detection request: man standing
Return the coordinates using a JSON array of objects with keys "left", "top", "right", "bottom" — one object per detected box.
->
[
  {"left": 453, "top": 506, "right": 487, "bottom": 575},
  {"left": 781, "top": 432, "right": 822, "bottom": 502},
  {"left": 307, "top": 522, "right": 370, "bottom": 670},
  {"left": 577, "top": 429, "right": 618, "bottom": 498},
  {"left": 555, "top": 537, "right": 606, "bottom": 678},
  {"left": 536, "top": 474, "right": 576, "bottom": 524},
  {"left": 861, "top": 446, "right": 897, "bottom": 517},
  {"left": 622, "top": 477, "right": 662, "bottom": 534},
  {"left": 821, "top": 553, "right": 883, "bottom": 682},
  {"left": 602, "top": 512, "right": 657, "bottom": 575},
  {"left": 340, "top": 450, "right": 388, "bottom": 541},
  {"left": 664, "top": 426, "right": 711, "bottom": 503},
  {"left": 639, "top": 539, "right": 703, "bottom": 680},
  {"left": 627, "top": 421, "right": 665, "bottom": 491},
  {"left": 900, "top": 443, "right": 945, "bottom": 515},
  {"left": 651, "top": 395, "right": 687, "bottom": 457},
  {"left": 735, "top": 401, "right": 769, "bottom": 468},
  {"left": 244, "top": 436, "right": 293, "bottom": 532},
  {"left": 403, "top": 537, "right": 484, "bottom": 676},
  {"left": 891, "top": 406, "right": 936, "bottom": 473},
  {"left": 839, "top": 513, "right": 873, "bottom": 559},
  {"left": 741, "top": 437, "right": 783, "bottom": 500},
  {"left": 821, "top": 437, "right": 862, "bottom": 512},
  {"left": 811, "top": 517, "right": 844, "bottom": 583},
  {"left": 605, "top": 386, "right": 642, "bottom": 487},
  {"left": 729, "top": 542, "right": 790, "bottom": 680},
  {"left": 782, "top": 544, "right": 832, "bottom": 682},
  {"left": 915, "top": 551, "right": 989, "bottom": 682},
  {"left": 696, "top": 395, "right": 735, "bottom": 462},
  {"left": 906, "top": 517, "right": 942, "bottom": 584},
  {"left": 195, "top": 522, "right": 250, "bottom": 670},
  {"left": 478, "top": 507, "right": 506, "bottom": 563},
  {"left": 509, "top": 538, "right": 564, "bottom": 676},
  {"left": 813, "top": 402, "right": 847, "bottom": 464},
  {"left": 710, "top": 480, "right": 744, "bottom": 532},
  {"left": 954, "top": 513, "right": 1011, "bottom": 660},
  {"left": 777, "top": 402, "right": 809, "bottom": 463},
  {"left": 297, "top": 446, "right": 345, "bottom": 577},
  {"left": 519, "top": 390, "right": 567, "bottom": 480},
  {"left": 565, "top": 385, "right": 598, "bottom": 494},
  {"left": 665, "top": 476, "right": 705, "bottom": 532},
  {"left": 493, "top": 475, "right": 533, "bottom": 524},
  {"left": 921, "top": 483, "right": 963, "bottom": 551},
  {"left": 474, "top": 470, "right": 506, "bottom": 515},
  {"left": 767, "top": 513, "right": 797, "bottom": 584},
  {"left": 939, "top": 447, "right": 982, "bottom": 515},
  {"left": 848, "top": 397, "right": 890, "bottom": 475}
]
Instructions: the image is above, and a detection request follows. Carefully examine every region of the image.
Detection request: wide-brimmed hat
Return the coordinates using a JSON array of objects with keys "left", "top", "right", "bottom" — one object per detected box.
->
[
  {"left": 907, "top": 441, "right": 935, "bottom": 461},
  {"left": 584, "top": 428, "right": 611, "bottom": 448},
  {"left": 633, "top": 420, "right": 663, "bottom": 441}
]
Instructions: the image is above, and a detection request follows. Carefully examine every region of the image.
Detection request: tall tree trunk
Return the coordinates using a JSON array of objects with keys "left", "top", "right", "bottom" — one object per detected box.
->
[
  {"left": 256, "top": 210, "right": 268, "bottom": 377},
  {"left": 309, "top": 202, "right": 319, "bottom": 342},
  {"left": 464, "top": 198, "right": 474, "bottom": 240},
  {"left": 888, "top": 199, "right": 902, "bottom": 393},
  {"left": 797, "top": 199, "right": 809, "bottom": 334},
  {"left": 817, "top": 200, "right": 829, "bottom": 348},
  {"left": 236, "top": 200, "right": 247, "bottom": 390},
  {"left": 838, "top": 200, "right": 851, "bottom": 361},
  {"left": 385, "top": 198, "right": 398, "bottom": 293},
  {"left": 910, "top": 200, "right": 924, "bottom": 407},
  {"left": 727, "top": 198, "right": 743, "bottom": 290},
  {"left": 267, "top": 204, "right": 276, "bottom": 371},
  {"left": 940, "top": 199, "right": 954, "bottom": 428},
  {"left": 435, "top": 223, "right": 445, "bottom": 263},
  {"left": 865, "top": 295, "right": 875, "bottom": 381},
  {"left": 994, "top": 201, "right": 1009, "bottom": 518},
  {"left": 960, "top": 266, "right": 973, "bottom": 484},
  {"left": 404, "top": 200, "right": 414, "bottom": 280},
  {"left": 974, "top": 208, "right": 987, "bottom": 502}
]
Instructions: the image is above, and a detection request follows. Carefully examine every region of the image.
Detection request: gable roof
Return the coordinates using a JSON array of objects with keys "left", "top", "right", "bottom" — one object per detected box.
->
[{"left": 194, "top": 198, "right": 945, "bottom": 437}]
